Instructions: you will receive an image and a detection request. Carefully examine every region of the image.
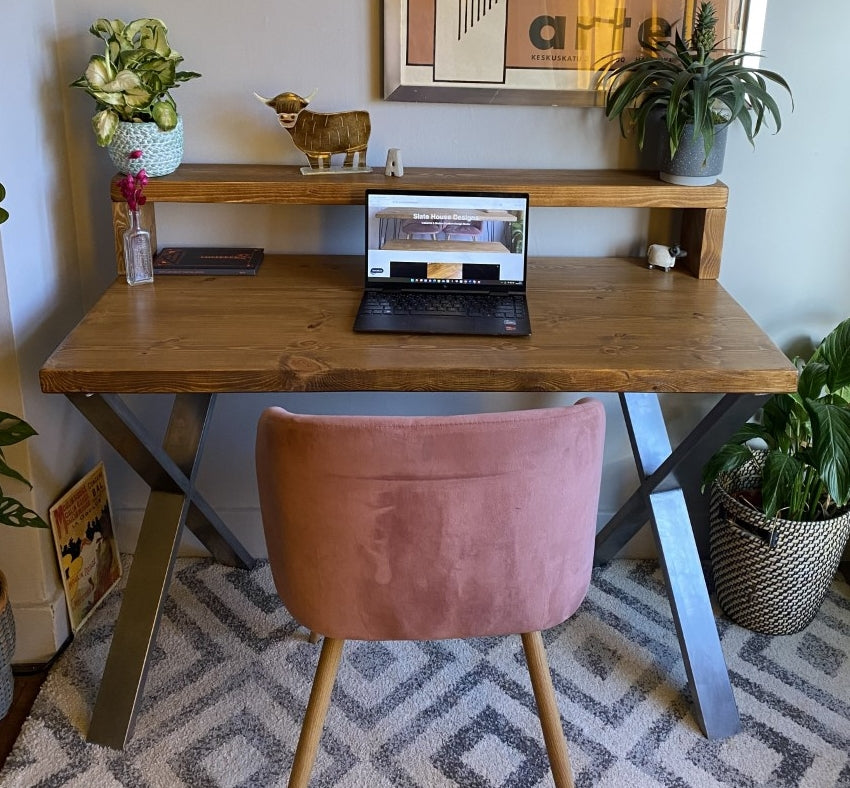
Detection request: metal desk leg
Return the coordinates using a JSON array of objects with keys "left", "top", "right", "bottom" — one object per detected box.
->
[
  {"left": 67, "top": 392, "right": 255, "bottom": 748},
  {"left": 595, "top": 392, "right": 768, "bottom": 740}
]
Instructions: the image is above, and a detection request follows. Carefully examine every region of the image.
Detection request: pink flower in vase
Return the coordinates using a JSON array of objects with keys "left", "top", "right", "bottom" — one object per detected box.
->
[{"left": 118, "top": 151, "right": 148, "bottom": 212}]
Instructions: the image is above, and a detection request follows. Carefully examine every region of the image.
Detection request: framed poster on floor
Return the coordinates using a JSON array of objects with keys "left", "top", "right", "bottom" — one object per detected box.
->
[{"left": 49, "top": 463, "right": 121, "bottom": 632}]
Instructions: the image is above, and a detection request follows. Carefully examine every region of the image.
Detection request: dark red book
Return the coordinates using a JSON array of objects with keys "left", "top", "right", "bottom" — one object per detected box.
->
[{"left": 153, "top": 247, "right": 264, "bottom": 275}]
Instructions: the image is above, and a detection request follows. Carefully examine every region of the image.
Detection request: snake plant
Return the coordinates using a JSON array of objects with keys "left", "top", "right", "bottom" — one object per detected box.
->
[
  {"left": 603, "top": 1, "right": 792, "bottom": 160},
  {"left": 71, "top": 18, "right": 201, "bottom": 147},
  {"left": 703, "top": 317, "right": 850, "bottom": 522}
]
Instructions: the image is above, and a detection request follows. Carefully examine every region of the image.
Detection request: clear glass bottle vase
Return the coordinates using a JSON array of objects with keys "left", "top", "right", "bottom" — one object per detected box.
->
[{"left": 123, "top": 208, "right": 154, "bottom": 286}]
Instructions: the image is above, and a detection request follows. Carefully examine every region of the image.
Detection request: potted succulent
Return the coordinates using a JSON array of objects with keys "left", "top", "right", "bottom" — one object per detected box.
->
[
  {"left": 602, "top": 1, "right": 792, "bottom": 185},
  {"left": 702, "top": 317, "right": 850, "bottom": 634},
  {"left": 71, "top": 17, "right": 200, "bottom": 176},
  {"left": 0, "top": 194, "right": 50, "bottom": 719}
]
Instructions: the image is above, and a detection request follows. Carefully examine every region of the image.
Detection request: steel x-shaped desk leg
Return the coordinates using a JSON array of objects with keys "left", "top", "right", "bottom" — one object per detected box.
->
[
  {"left": 67, "top": 392, "right": 256, "bottom": 749},
  {"left": 595, "top": 392, "right": 770, "bottom": 740}
]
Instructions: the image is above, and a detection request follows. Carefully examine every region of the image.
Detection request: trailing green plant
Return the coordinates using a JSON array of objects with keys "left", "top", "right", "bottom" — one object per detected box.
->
[
  {"left": 702, "top": 317, "right": 850, "bottom": 522},
  {"left": 71, "top": 18, "right": 201, "bottom": 147},
  {"left": 603, "top": 1, "right": 792, "bottom": 160},
  {"left": 0, "top": 181, "right": 7, "bottom": 225},
  {"left": 0, "top": 413, "right": 48, "bottom": 528}
]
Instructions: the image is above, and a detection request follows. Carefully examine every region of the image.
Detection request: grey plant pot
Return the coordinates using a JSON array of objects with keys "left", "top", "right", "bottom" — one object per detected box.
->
[
  {"left": 0, "top": 571, "right": 15, "bottom": 719},
  {"left": 659, "top": 124, "right": 728, "bottom": 186},
  {"left": 107, "top": 117, "right": 184, "bottom": 177}
]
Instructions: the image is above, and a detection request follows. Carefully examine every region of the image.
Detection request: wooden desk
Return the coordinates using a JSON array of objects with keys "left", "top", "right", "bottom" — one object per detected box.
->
[{"left": 40, "top": 255, "right": 797, "bottom": 748}]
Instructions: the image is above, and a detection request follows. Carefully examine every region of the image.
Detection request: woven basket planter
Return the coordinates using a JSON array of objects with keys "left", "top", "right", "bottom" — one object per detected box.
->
[
  {"left": 107, "top": 117, "right": 184, "bottom": 177},
  {"left": 709, "top": 453, "right": 850, "bottom": 635},
  {"left": 0, "top": 571, "right": 15, "bottom": 719}
]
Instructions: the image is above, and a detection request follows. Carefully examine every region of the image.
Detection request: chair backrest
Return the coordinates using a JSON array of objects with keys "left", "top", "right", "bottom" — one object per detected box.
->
[{"left": 255, "top": 401, "right": 605, "bottom": 642}]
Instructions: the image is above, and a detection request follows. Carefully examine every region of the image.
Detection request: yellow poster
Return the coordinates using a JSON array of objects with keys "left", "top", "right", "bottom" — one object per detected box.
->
[{"left": 49, "top": 463, "right": 121, "bottom": 632}]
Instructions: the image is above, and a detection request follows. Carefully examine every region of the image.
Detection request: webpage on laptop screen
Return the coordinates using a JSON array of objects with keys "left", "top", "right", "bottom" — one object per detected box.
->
[{"left": 366, "top": 192, "right": 528, "bottom": 288}]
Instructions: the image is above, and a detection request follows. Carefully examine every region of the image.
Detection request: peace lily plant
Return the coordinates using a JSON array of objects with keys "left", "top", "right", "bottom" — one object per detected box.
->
[
  {"left": 603, "top": 1, "right": 792, "bottom": 161},
  {"left": 71, "top": 17, "right": 200, "bottom": 147},
  {"left": 703, "top": 317, "right": 850, "bottom": 523}
]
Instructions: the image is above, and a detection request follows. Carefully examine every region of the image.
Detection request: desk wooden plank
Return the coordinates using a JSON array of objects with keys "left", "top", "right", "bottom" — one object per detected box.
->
[
  {"left": 110, "top": 166, "right": 729, "bottom": 209},
  {"left": 40, "top": 256, "right": 796, "bottom": 395}
]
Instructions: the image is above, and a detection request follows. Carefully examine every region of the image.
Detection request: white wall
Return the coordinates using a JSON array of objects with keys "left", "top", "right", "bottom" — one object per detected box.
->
[
  {"left": 1, "top": 0, "right": 841, "bottom": 658},
  {"left": 0, "top": 1, "right": 98, "bottom": 661}
]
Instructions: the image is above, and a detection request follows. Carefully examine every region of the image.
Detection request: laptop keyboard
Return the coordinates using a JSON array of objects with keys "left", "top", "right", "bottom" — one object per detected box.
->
[{"left": 362, "top": 291, "right": 527, "bottom": 319}]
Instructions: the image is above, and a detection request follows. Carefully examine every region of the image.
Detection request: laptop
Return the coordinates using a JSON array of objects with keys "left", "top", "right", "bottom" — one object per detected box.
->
[{"left": 354, "top": 189, "right": 531, "bottom": 336}]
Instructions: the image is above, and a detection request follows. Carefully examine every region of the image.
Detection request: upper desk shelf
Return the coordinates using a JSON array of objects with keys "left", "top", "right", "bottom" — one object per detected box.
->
[{"left": 109, "top": 165, "right": 729, "bottom": 279}]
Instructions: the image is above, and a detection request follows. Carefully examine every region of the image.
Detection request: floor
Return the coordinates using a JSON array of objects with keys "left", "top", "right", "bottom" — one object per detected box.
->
[{"left": 0, "top": 671, "right": 47, "bottom": 769}]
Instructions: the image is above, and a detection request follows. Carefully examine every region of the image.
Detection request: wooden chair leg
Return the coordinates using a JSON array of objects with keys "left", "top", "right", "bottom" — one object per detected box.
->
[
  {"left": 288, "top": 637, "right": 345, "bottom": 788},
  {"left": 521, "top": 631, "right": 575, "bottom": 788}
]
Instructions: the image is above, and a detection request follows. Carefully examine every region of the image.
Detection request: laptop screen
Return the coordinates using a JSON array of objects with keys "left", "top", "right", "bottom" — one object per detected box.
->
[{"left": 365, "top": 189, "right": 529, "bottom": 292}]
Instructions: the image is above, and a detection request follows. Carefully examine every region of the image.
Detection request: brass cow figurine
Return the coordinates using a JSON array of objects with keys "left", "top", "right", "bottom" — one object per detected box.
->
[{"left": 255, "top": 89, "right": 370, "bottom": 172}]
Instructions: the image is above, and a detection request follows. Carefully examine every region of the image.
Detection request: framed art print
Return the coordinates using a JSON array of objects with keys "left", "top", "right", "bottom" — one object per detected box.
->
[{"left": 384, "top": 0, "right": 766, "bottom": 106}]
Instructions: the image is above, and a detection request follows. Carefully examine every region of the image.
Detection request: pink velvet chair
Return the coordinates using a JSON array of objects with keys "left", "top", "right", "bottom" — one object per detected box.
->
[{"left": 255, "top": 401, "right": 606, "bottom": 788}]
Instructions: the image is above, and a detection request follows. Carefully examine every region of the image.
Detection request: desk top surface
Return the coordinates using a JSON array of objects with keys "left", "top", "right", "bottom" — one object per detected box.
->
[{"left": 40, "top": 256, "right": 797, "bottom": 395}]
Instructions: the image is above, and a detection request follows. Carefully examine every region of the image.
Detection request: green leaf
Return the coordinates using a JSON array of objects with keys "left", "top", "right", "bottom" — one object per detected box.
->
[
  {"left": 806, "top": 399, "right": 850, "bottom": 506},
  {"left": 815, "top": 317, "right": 850, "bottom": 389},
  {"left": 0, "top": 411, "right": 37, "bottom": 446},
  {"left": 761, "top": 393, "right": 795, "bottom": 437},
  {"left": 0, "top": 455, "right": 31, "bottom": 488},
  {"left": 84, "top": 55, "right": 116, "bottom": 89},
  {"left": 798, "top": 360, "right": 828, "bottom": 400},
  {"left": 701, "top": 442, "right": 753, "bottom": 491},
  {"left": 151, "top": 100, "right": 177, "bottom": 129},
  {"left": 105, "top": 69, "right": 143, "bottom": 93},
  {"left": 92, "top": 108, "right": 119, "bottom": 146},
  {"left": 0, "top": 496, "right": 48, "bottom": 528},
  {"left": 761, "top": 451, "right": 805, "bottom": 518}
]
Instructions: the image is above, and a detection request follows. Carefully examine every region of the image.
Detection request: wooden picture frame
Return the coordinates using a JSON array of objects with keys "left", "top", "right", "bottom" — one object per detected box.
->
[{"left": 383, "top": 0, "right": 765, "bottom": 107}]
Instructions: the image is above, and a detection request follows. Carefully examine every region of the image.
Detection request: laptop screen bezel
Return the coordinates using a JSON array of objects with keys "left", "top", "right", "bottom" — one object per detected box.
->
[{"left": 364, "top": 188, "right": 530, "bottom": 293}]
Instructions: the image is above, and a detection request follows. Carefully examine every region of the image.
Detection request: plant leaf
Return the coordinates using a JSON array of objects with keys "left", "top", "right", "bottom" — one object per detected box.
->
[
  {"left": 0, "top": 454, "right": 31, "bottom": 488},
  {"left": 92, "top": 108, "right": 120, "bottom": 146},
  {"left": 798, "top": 360, "right": 828, "bottom": 400},
  {"left": 815, "top": 317, "right": 850, "bottom": 389},
  {"left": 84, "top": 55, "right": 116, "bottom": 89},
  {"left": 151, "top": 100, "right": 177, "bottom": 129},
  {"left": 761, "top": 451, "right": 805, "bottom": 518},
  {"left": 0, "top": 411, "right": 37, "bottom": 446},
  {"left": 701, "top": 442, "right": 753, "bottom": 491},
  {"left": 806, "top": 398, "right": 850, "bottom": 506},
  {"left": 0, "top": 496, "right": 48, "bottom": 528}
]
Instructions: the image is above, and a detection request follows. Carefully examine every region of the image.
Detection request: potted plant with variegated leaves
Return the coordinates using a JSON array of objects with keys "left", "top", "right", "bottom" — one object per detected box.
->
[{"left": 70, "top": 17, "right": 200, "bottom": 176}]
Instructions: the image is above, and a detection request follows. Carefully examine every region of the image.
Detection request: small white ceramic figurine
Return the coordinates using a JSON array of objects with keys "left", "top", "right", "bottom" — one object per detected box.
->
[{"left": 647, "top": 244, "right": 687, "bottom": 271}]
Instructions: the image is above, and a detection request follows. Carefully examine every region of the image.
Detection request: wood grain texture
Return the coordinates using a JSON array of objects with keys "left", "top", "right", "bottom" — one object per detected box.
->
[
  {"left": 681, "top": 207, "right": 727, "bottom": 280},
  {"left": 108, "top": 165, "right": 730, "bottom": 277},
  {"left": 109, "top": 165, "right": 729, "bottom": 209},
  {"left": 39, "top": 255, "right": 797, "bottom": 396}
]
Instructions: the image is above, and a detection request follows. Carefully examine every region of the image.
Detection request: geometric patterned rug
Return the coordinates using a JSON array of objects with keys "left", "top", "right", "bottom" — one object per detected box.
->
[{"left": 1, "top": 559, "right": 848, "bottom": 787}]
